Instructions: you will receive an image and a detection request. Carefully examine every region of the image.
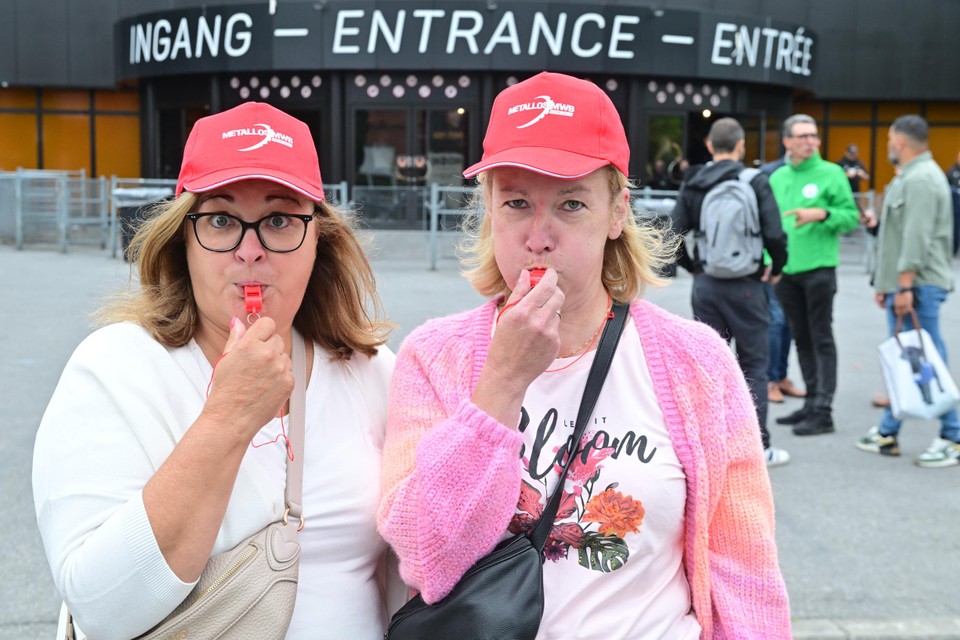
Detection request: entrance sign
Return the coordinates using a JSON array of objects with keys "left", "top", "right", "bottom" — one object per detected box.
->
[{"left": 117, "top": 2, "right": 815, "bottom": 87}]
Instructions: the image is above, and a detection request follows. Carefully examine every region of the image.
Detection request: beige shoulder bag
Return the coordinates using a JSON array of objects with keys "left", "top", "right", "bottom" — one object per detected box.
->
[{"left": 62, "top": 332, "right": 308, "bottom": 640}]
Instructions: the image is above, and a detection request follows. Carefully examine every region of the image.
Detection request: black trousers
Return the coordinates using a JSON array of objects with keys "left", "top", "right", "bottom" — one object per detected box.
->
[
  {"left": 774, "top": 268, "right": 838, "bottom": 412},
  {"left": 691, "top": 275, "right": 771, "bottom": 449}
]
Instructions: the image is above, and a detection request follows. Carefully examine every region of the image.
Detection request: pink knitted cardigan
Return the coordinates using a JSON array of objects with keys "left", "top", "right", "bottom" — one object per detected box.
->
[{"left": 378, "top": 298, "right": 791, "bottom": 639}]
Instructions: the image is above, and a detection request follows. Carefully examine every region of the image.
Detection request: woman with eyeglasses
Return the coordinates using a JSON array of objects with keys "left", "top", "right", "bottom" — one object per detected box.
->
[{"left": 32, "top": 103, "right": 396, "bottom": 639}]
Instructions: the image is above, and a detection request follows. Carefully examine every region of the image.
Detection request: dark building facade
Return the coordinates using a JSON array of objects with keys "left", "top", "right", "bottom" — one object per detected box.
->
[{"left": 2, "top": 0, "right": 959, "bottom": 209}]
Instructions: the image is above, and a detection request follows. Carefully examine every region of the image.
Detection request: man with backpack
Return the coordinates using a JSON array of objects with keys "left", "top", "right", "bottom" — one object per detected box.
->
[{"left": 671, "top": 117, "right": 789, "bottom": 467}]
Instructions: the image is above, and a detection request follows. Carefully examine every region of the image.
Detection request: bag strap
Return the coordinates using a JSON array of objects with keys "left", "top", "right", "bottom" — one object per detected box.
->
[
  {"left": 893, "top": 308, "right": 928, "bottom": 357},
  {"left": 531, "top": 301, "right": 629, "bottom": 551},
  {"left": 285, "top": 330, "right": 307, "bottom": 528}
]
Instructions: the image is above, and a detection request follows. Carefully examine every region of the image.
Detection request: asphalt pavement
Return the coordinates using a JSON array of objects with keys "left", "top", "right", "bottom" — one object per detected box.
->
[{"left": 2, "top": 232, "right": 959, "bottom": 639}]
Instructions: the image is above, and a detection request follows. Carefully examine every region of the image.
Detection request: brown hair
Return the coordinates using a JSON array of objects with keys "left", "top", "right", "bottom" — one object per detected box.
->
[
  {"left": 98, "top": 192, "right": 391, "bottom": 359},
  {"left": 457, "top": 165, "right": 679, "bottom": 303}
]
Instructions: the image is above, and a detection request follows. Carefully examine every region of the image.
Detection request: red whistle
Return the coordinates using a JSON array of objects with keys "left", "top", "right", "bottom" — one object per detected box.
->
[
  {"left": 244, "top": 285, "right": 263, "bottom": 315},
  {"left": 530, "top": 268, "right": 546, "bottom": 287}
]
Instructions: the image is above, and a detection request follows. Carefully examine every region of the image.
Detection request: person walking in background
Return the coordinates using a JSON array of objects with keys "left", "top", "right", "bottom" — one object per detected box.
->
[
  {"left": 855, "top": 115, "right": 960, "bottom": 467},
  {"left": 760, "top": 153, "right": 806, "bottom": 405},
  {"left": 671, "top": 117, "right": 790, "bottom": 467},
  {"left": 945, "top": 150, "right": 960, "bottom": 189},
  {"left": 838, "top": 144, "right": 870, "bottom": 194},
  {"left": 769, "top": 114, "right": 860, "bottom": 436}
]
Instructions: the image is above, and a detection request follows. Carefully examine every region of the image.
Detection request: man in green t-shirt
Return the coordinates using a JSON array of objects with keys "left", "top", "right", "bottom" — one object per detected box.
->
[{"left": 768, "top": 115, "right": 860, "bottom": 437}]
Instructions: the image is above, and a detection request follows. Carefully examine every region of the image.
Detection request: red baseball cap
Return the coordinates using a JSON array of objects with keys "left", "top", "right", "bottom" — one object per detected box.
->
[
  {"left": 463, "top": 72, "right": 629, "bottom": 180},
  {"left": 176, "top": 102, "right": 324, "bottom": 201}
]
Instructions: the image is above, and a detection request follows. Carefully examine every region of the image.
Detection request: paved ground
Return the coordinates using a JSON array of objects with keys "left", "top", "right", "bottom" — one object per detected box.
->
[{"left": 2, "top": 232, "right": 959, "bottom": 639}]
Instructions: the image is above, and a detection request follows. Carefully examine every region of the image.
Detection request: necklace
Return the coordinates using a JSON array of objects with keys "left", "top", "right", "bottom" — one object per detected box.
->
[{"left": 545, "top": 294, "right": 613, "bottom": 373}]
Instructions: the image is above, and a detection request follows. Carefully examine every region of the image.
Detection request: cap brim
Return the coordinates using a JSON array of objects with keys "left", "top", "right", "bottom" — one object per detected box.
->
[
  {"left": 179, "top": 168, "right": 325, "bottom": 202},
  {"left": 463, "top": 147, "right": 611, "bottom": 180}
]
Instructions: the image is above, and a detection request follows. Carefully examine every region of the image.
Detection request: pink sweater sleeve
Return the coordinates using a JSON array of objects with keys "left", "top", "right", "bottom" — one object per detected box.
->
[
  {"left": 635, "top": 301, "right": 790, "bottom": 638},
  {"left": 377, "top": 315, "right": 524, "bottom": 604},
  {"left": 706, "top": 360, "right": 791, "bottom": 638}
]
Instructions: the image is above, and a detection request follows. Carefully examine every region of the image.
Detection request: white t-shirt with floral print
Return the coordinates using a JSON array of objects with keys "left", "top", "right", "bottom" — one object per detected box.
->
[{"left": 510, "top": 318, "right": 701, "bottom": 639}]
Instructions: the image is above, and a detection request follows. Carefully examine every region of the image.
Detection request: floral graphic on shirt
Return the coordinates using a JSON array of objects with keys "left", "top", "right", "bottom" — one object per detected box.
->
[
  {"left": 511, "top": 430, "right": 645, "bottom": 573},
  {"left": 583, "top": 488, "right": 645, "bottom": 537}
]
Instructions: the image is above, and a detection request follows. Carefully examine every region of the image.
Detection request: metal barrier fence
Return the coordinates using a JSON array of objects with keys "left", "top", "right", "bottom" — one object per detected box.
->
[
  {"left": 0, "top": 169, "right": 110, "bottom": 252},
  {"left": 0, "top": 172, "right": 352, "bottom": 256}
]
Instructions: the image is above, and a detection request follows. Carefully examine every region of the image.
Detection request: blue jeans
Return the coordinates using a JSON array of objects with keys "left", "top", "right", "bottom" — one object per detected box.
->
[
  {"left": 765, "top": 283, "right": 792, "bottom": 382},
  {"left": 879, "top": 285, "right": 960, "bottom": 440}
]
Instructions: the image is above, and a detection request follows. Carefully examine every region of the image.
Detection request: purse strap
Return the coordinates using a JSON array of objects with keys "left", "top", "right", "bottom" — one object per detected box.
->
[
  {"left": 284, "top": 330, "right": 307, "bottom": 528},
  {"left": 531, "top": 301, "right": 629, "bottom": 552},
  {"left": 893, "top": 308, "right": 929, "bottom": 357}
]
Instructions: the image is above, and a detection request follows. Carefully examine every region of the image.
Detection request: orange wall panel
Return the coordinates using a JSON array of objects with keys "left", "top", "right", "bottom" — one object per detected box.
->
[
  {"left": 42, "top": 114, "right": 91, "bottom": 172},
  {"left": 0, "top": 114, "right": 39, "bottom": 169},
  {"left": 928, "top": 126, "right": 960, "bottom": 173},
  {"left": 41, "top": 90, "right": 89, "bottom": 111},
  {"left": 95, "top": 114, "right": 141, "bottom": 177},
  {"left": 0, "top": 88, "right": 37, "bottom": 109},
  {"left": 827, "top": 102, "right": 871, "bottom": 122},
  {"left": 95, "top": 91, "right": 139, "bottom": 113},
  {"left": 926, "top": 102, "right": 960, "bottom": 124}
]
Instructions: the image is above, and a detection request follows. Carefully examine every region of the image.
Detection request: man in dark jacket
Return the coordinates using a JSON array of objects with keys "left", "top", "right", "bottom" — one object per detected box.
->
[{"left": 671, "top": 117, "right": 789, "bottom": 467}]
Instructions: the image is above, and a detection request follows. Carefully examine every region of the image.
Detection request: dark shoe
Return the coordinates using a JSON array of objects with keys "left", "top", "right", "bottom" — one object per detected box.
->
[
  {"left": 793, "top": 409, "right": 835, "bottom": 436},
  {"left": 775, "top": 407, "right": 809, "bottom": 425}
]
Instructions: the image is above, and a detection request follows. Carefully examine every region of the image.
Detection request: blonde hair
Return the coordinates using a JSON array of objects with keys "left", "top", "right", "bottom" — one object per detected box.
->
[
  {"left": 99, "top": 192, "right": 391, "bottom": 359},
  {"left": 458, "top": 165, "right": 680, "bottom": 303}
]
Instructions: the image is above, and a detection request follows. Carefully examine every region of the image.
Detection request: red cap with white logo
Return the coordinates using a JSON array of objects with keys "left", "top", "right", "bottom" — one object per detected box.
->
[
  {"left": 463, "top": 72, "right": 629, "bottom": 180},
  {"left": 177, "top": 102, "right": 325, "bottom": 201}
]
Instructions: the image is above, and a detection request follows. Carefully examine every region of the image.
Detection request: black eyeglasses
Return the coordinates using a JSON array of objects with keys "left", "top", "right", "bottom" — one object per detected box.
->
[{"left": 187, "top": 212, "right": 315, "bottom": 253}]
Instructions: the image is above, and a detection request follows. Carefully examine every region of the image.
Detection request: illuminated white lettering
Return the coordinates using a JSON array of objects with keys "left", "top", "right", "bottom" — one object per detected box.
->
[
  {"left": 171, "top": 17, "right": 193, "bottom": 59},
  {"left": 369, "top": 9, "right": 405, "bottom": 54},
  {"left": 483, "top": 11, "right": 520, "bottom": 55},
  {"left": 412, "top": 9, "right": 445, "bottom": 53},
  {"left": 737, "top": 25, "right": 758, "bottom": 67},
  {"left": 447, "top": 10, "right": 483, "bottom": 54},
  {"left": 195, "top": 15, "right": 221, "bottom": 58},
  {"left": 711, "top": 22, "right": 736, "bottom": 66},
  {"left": 152, "top": 19, "right": 172, "bottom": 61},
  {"left": 528, "top": 12, "right": 567, "bottom": 56},
  {"left": 608, "top": 14, "right": 639, "bottom": 59},
  {"left": 571, "top": 13, "right": 604, "bottom": 58},
  {"left": 333, "top": 9, "right": 364, "bottom": 54},
  {"left": 224, "top": 13, "right": 252, "bottom": 57}
]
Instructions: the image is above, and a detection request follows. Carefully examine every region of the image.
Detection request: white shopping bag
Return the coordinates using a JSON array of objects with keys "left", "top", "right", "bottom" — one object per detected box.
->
[{"left": 878, "top": 315, "right": 960, "bottom": 420}]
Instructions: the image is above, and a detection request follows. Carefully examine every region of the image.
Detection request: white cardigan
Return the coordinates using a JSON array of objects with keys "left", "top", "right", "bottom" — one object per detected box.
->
[{"left": 33, "top": 322, "right": 395, "bottom": 639}]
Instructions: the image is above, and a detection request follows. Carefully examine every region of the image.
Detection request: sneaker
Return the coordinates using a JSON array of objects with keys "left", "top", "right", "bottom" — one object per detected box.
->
[
  {"left": 778, "top": 378, "right": 806, "bottom": 398},
  {"left": 793, "top": 409, "right": 835, "bottom": 436},
  {"left": 855, "top": 426, "right": 901, "bottom": 456},
  {"left": 764, "top": 446, "right": 791, "bottom": 467},
  {"left": 768, "top": 381, "right": 785, "bottom": 403},
  {"left": 915, "top": 438, "right": 960, "bottom": 468},
  {"left": 775, "top": 407, "right": 809, "bottom": 425}
]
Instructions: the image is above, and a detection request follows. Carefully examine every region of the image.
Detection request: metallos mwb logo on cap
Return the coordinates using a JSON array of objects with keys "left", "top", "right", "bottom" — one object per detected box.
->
[
  {"left": 221, "top": 123, "right": 295, "bottom": 151},
  {"left": 507, "top": 95, "right": 576, "bottom": 129}
]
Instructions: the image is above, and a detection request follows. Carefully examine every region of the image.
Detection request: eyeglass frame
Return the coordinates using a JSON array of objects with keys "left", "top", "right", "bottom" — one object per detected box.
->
[
  {"left": 787, "top": 132, "right": 820, "bottom": 140},
  {"left": 186, "top": 211, "right": 316, "bottom": 253}
]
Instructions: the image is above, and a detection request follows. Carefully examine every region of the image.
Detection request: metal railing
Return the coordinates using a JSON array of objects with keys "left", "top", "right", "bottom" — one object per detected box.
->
[{"left": 0, "top": 169, "right": 111, "bottom": 252}]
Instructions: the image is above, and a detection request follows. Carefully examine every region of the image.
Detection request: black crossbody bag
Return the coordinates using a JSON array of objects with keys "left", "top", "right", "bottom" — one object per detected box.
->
[{"left": 386, "top": 302, "right": 629, "bottom": 640}]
